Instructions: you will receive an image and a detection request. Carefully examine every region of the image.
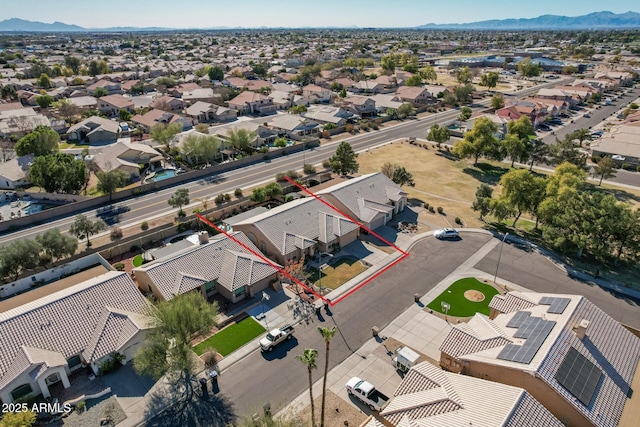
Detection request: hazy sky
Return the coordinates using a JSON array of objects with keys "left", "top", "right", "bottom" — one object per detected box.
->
[{"left": 3, "top": 0, "right": 639, "bottom": 28}]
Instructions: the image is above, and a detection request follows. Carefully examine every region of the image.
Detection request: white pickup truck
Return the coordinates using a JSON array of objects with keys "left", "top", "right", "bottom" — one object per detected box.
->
[
  {"left": 260, "top": 324, "right": 294, "bottom": 352},
  {"left": 345, "top": 377, "right": 390, "bottom": 411}
]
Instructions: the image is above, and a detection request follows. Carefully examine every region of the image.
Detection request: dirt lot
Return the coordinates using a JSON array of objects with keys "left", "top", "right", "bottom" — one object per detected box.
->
[{"left": 295, "top": 390, "right": 368, "bottom": 427}]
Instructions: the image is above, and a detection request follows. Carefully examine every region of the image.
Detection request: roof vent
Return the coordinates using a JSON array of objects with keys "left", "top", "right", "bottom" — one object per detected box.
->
[
  {"left": 198, "top": 231, "right": 209, "bottom": 245},
  {"left": 575, "top": 319, "right": 590, "bottom": 340}
]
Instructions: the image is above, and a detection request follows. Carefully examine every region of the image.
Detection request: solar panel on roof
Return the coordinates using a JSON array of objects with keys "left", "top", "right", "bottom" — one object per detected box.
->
[
  {"left": 555, "top": 347, "right": 603, "bottom": 406},
  {"left": 498, "top": 318, "right": 556, "bottom": 364},
  {"left": 539, "top": 296, "right": 571, "bottom": 314},
  {"left": 507, "top": 311, "right": 530, "bottom": 328}
]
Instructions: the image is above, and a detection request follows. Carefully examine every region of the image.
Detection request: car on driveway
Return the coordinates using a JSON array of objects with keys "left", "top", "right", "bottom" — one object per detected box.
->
[{"left": 434, "top": 228, "right": 459, "bottom": 239}]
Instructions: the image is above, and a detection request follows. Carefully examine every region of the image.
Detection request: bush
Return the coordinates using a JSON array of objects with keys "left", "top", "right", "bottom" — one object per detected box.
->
[
  {"left": 303, "top": 164, "right": 316, "bottom": 175},
  {"left": 637, "top": 165, "right": 640, "bottom": 173},
  {"left": 76, "top": 401, "right": 86, "bottom": 413},
  {"left": 98, "top": 352, "right": 124, "bottom": 375},
  {"left": 322, "top": 159, "right": 330, "bottom": 169},
  {"left": 234, "top": 188, "right": 243, "bottom": 198},
  {"left": 455, "top": 217, "right": 462, "bottom": 225},
  {"left": 428, "top": 206, "right": 435, "bottom": 213},
  {"left": 591, "top": 155, "right": 601, "bottom": 163},
  {"left": 114, "top": 262, "right": 125, "bottom": 271},
  {"left": 321, "top": 130, "right": 330, "bottom": 138},
  {"left": 224, "top": 193, "right": 231, "bottom": 201},
  {"left": 259, "top": 146, "right": 269, "bottom": 154},
  {"left": 423, "top": 202, "right": 430, "bottom": 209},
  {"left": 141, "top": 221, "right": 149, "bottom": 231},
  {"left": 345, "top": 124, "right": 354, "bottom": 133},
  {"left": 110, "top": 226, "right": 123, "bottom": 241},
  {"left": 214, "top": 194, "right": 225, "bottom": 204},
  {"left": 286, "top": 170, "right": 300, "bottom": 179},
  {"left": 275, "top": 173, "right": 286, "bottom": 182},
  {"left": 176, "top": 222, "right": 192, "bottom": 233},
  {"left": 622, "top": 162, "right": 633, "bottom": 171},
  {"left": 437, "top": 206, "right": 444, "bottom": 214}
]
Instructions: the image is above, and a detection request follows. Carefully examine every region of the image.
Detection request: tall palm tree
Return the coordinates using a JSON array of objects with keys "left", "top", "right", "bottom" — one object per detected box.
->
[
  {"left": 296, "top": 348, "right": 319, "bottom": 427},
  {"left": 317, "top": 326, "right": 336, "bottom": 427}
]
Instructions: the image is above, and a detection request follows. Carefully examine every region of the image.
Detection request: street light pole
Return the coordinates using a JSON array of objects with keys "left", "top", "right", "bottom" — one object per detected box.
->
[
  {"left": 261, "top": 291, "right": 270, "bottom": 330},
  {"left": 493, "top": 233, "right": 509, "bottom": 284}
]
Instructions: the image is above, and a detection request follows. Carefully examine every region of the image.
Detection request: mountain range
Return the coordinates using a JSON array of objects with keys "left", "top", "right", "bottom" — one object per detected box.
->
[
  {"left": 417, "top": 11, "right": 640, "bottom": 30},
  {"left": 0, "top": 11, "right": 639, "bottom": 32}
]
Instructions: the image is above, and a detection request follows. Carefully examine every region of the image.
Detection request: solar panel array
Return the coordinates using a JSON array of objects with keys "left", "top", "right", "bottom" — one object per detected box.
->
[
  {"left": 555, "top": 347, "right": 603, "bottom": 406},
  {"left": 498, "top": 314, "right": 556, "bottom": 364},
  {"left": 539, "top": 296, "right": 571, "bottom": 314}
]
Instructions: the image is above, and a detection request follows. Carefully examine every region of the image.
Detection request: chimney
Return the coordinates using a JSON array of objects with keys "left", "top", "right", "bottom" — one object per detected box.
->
[
  {"left": 575, "top": 319, "right": 590, "bottom": 340},
  {"left": 198, "top": 231, "right": 209, "bottom": 245}
]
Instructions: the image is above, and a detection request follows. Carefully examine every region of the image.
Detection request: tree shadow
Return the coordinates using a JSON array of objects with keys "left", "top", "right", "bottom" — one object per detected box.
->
[
  {"left": 587, "top": 185, "right": 640, "bottom": 205},
  {"left": 462, "top": 163, "right": 511, "bottom": 185},
  {"left": 144, "top": 387, "right": 236, "bottom": 427}
]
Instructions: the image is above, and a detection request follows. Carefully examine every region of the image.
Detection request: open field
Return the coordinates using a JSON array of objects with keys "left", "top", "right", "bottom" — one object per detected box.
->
[
  {"left": 427, "top": 277, "right": 500, "bottom": 317},
  {"left": 193, "top": 317, "right": 265, "bottom": 356}
]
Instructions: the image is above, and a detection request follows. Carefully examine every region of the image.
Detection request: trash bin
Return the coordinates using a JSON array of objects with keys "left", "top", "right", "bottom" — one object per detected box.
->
[
  {"left": 209, "top": 369, "right": 219, "bottom": 383},
  {"left": 414, "top": 294, "right": 420, "bottom": 303}
]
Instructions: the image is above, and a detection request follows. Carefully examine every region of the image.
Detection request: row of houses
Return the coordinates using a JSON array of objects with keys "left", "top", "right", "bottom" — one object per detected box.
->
[{"left": 0, "top": 173, "right": 406, "bottom": 403}]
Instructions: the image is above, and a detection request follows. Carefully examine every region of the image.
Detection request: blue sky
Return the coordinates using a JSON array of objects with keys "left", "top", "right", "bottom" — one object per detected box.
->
[{"left": 3, "top": 0, "right": 639, "bottom": 28}]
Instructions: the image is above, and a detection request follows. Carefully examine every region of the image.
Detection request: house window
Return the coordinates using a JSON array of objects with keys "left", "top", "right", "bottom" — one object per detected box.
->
[
  {"left": 10, "top": 384, "right": 33, "bottom": 401},
  {"left": 67, "top": 355, "right": 82, "bottom": 370},
  {"left": 235, "top": 286, "right": 246, "bottom": 297}
]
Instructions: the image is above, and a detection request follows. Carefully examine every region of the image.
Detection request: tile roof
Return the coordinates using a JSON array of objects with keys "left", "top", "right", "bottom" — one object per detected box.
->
[
  {"left": 0, "top": 271, "right": 149, "bottom": 390},
  {"left": 316, "top": 173, "right": 406, "bottom": 223},
  {"left": 233, "top": 198, "right": 359, "bottom": 256},
  {"left": 489, "top": 291, "right": 538, "bottom": 314},
  {"left": 133, "top": 232, "right": 279, "bottom": 300},
  {"left": 99, "top": 94, "right": 134, "bottom": 109},
  {"left": 382, "top": 362, "right": 562, "bottom": 426},
  {"left": 445, "top": 292, "right": 640, "bottom": 427}
]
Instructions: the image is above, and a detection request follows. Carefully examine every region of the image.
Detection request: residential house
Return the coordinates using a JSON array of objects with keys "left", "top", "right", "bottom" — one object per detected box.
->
[
  {"left": 395, "top": 86, "right": 433, "bottom": 106},
  {"left": 496, "top": 100, "right": 547, "bottom": 128},
  {"left": 372, "top": 75, "right": 398, "bottom": 91},
  {"left": 0, "top": 107, "right": 51, "bottom": 138},
  {"left": 91, "top": 141, "right": 163, "bottom": 180},
  {"left": 270, "top": 90, "right": 296, "bottom": 110},
  {"left": 67, "top": 96, "right": 98, "bottom": 110},
  {"left": 593, "top": 71, "right": 633, "bottom": 88},
  {"left": 232, "top": 197, "right": 360, "bottom": 264},
  {"left": 224, "top": 77, "right": 272, "bottom": 92},
  {"left": 352, "top": 80, "right": 385, "bottom": 94},
  {"left": 131, "top": 109, "right": 192, "bottom": 134},
  {"left": 302, "top": 84, "right": 332, "bottom": 104},
  {"left": 333, "top": 77, "right": 356, "bottom": 91},
  {"left": 67, "top": 116, "right": 120, "bottom": 144},
  {"left": 86, "top": 79, "right": 121, "bottom": 96},
  {"left": 302, "top": 105, "right": 355, "bottom": 126},
  {"left": 182, "top": 88, "right": 220, "bottom": 105},
  {"left": 439, "top": 292, "right": 640, "bottom": 427},
  {"left": 268, "top": 114, "right": 320, "bottom": 137},
  {"left": 0, "top": 154, "right": 34, "bottom": 190},
  {"left": 168, "top": 82, "right": 201, "bottom": 98},
  {"left": 227, "top": 91, "right": 276, "bottom": 115},
  {"left": 97, "top": 95, "right": 135, "bottom": 117},
  {"left": 370, "top": 94, "right": 403, "bottom": 114},
  {"left": 185, "top": 101, "right": 237, "bottom": 123},
  {"left": 149, "top": 95, "right": 185, "bottom": 113},
  {"left": 375, "top": 362, "right": 563, "bottom": 427},
  {"left": 553, "top": 85, "right": 595, "bottom": 103},
  {"left": 317, "top": 173, "right": 407, "bottom": 230},
  {"left": 0, "top": 271, "right": 152, "bottom": 404},
  {"left": 133, "top": 232, "right": 279, "bottom": 304},
  {"left": 341, "top": 96, "right": 377, "bottom": 118},
  {"left": 120, "top": 79, "right": 141, "bottom": 94},
  {"left": 210, "top": 121, "right": 277, "bottom": 151}
]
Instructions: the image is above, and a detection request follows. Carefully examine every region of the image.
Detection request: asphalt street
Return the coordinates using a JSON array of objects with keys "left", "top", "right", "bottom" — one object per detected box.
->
[
  {"left": 0, "top": 78, "right": 575, "bottom": 247},
  {"left": 217, "top": 233, "right": 640, "bottom": 417}
]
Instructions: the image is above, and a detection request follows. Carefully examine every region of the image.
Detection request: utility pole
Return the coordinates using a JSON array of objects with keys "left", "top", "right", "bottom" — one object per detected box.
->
[{"left": 493, "top": 233, "right": 509, "bottom": 284}]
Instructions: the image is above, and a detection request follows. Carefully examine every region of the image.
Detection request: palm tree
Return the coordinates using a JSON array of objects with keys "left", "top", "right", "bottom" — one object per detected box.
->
[
  {"left": 296, "top": 349, "right": 319, "bottom": 427},
  {"left": 317, "top": 326, "right": 336, "bottom": 427},
  {"left": 569, "top": 128, "right": 592, "bottom": 147}
]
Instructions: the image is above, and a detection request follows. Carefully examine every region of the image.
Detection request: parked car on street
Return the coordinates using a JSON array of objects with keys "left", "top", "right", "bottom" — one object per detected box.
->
[{"left": 434, "top": 228, "right": 459, "bottom": 240}]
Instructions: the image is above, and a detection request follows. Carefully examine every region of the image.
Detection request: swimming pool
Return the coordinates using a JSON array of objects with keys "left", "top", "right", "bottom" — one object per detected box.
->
[{"left": 147, "top": 169, "right": 176, "bottom": 182}]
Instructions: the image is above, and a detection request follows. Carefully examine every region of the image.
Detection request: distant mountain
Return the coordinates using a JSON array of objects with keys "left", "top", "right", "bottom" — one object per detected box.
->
[
  {"left": 0, "top": 18, "right": 84, "bottom": 32},
  {"left": 417, "top": 11, "right": 640, "bottom": 30}
]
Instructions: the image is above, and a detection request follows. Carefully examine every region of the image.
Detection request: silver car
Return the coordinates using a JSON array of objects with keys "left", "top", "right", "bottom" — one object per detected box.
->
[{"left": 434, "top": 228, "right": 459, "bottom": 239}]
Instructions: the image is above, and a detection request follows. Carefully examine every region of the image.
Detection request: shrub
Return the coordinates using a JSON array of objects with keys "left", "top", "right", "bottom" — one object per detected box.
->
[
  {"left": 176, "top": 222, "right": 192, "bottom": 233},
  {"left": 423, "top": 202, "right": 430, "bottom": 209},
  {"left": 259, "top": 146, "right": 269, "bottom": 153},
  {"left": 234, "top": 188, "right": 243, "bottom": 198},
  {"left": 114, "top": 263, "right": 125, "bottom": 271},
  {"left": 345, "top": 124, "right": 354, "bottom": 133},
  {"left": 130, "top": 245, "right": 140, "bottom": 252},
  {"left": 455, "top": 217, "right": 462, "bottom": 225},
  {"left": 202, "top": 350, "right": 218, "bottom": 369},
  {"left": 371, "top": 122, "right": 379, "bottom": 130},
  {"left": 76, "top": 401, "right": 86, "bottom": 413},
  {"left": 322, "top": 130, "right": 330, "bottom": 138},
  {"left": 98, "top": 352, "right": 124, "bottom": 375},
  {"left": 428, "top": 206, "right": 435, "bottom": 213},
  {"left": 214, "top": 194, "right": 225, "bottom": 204},
  {"left": 141, "top": 221, "right": 149, "bottom": 231},
  {"left": 286, "top": 170, "right": 300, "bottom": 179},
  {"left": 591, "top": 155, "right": 601, "bottom": 162},
  {"left": 637, "top": 165, "right": 640, "bottom": 173},
  {"left": 110, "top": 226, "right": 123, "bottom": 240},
  {"left": 303, "top": 164, "right": 316, "bottom": 175},
  {"left": 275, "top": 173, "right": 286, "bottom": 182},
  {"left": 322, "top": 159, "right": 330, "bottom": 169},
  {"left": 224, "top": 193, "right": 231, "bottom": 201},
  {"left": 437, "top": 206, "right": 444, "bottom": 214},
  {"left": 622, "top": 162, "right": 633, "bottom": 170}
]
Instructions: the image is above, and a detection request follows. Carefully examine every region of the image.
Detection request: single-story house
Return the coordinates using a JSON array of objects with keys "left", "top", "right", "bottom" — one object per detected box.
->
[
  {"left": 91, "top": 141, "right": 163, "bottom": 180},
  {"left": 131, "top": 109, "right": 192, "bottom": 133},
  {"left": 232, "top": 197, "right": 360, "bottom": 264},
  {"left": 0, "top": 108, "right": 50, "bottom": 138},
  {"left": 210, "top": 121, "right": 277, "bottom": 150},
  {"left": 133, "top": 232, "right": 280, "bottom": 304},
  {"left": 395, "top": 86, "right": 433, "bottom": 105},
  {"left": 87, "top": 79, "right": 121, "bottom": 96},
  {"left": 149, "top": 95, "right": 185, "bottom": 113},
  {"left": 185, "top": 101, "right": 236, "bottom": 123},
  {"left": 341, "top": 96, "right": 377, "bottom": 118},
  {"left": 67, "top": 116, "right": 120, "bottom": 144},
  {"left": 302, "top": 105, "right": 355, "bottom": 126},
  {"left": 0, "top": 154, "right": 34, "bottom": 190},
  {"left": 182, "top": 88, "right": 220, "bottom": 105},
  {"left": 302, "top": 84, "right": 332, "bottom": 104},
  {"left": 317, "top": 173, "right": 408, "bottom": 230},
  {"left": 97, "top": 95, "right": 135, "bottom": 117},
  {"left": 0, "top": 271, "right": 152, "bottom": 404},
  {"left": 268, "top": 114, "right": 320, "bottom": 137},
  {"left": 67, "top": 96, "right": 98, "bottom": 110}
]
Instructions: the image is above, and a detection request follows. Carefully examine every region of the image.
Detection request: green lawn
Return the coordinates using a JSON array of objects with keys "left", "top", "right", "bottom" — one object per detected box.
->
[
  {"left": 132, "top": 254, "right": 144, "bottom": 267},
  {"left": 311, "top": 258, "right": 368, "bottom": 290},
  {"left": 193, "top": 317, "right": 265, "bottom": 356},
  {"left": 427, "top": 278, "right": 500, "bottom": 317}
]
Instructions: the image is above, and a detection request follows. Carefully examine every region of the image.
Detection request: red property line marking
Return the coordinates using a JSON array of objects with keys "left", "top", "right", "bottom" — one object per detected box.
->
[{"left": 283, "top": 176, "right": 408, "bottom": 256}]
